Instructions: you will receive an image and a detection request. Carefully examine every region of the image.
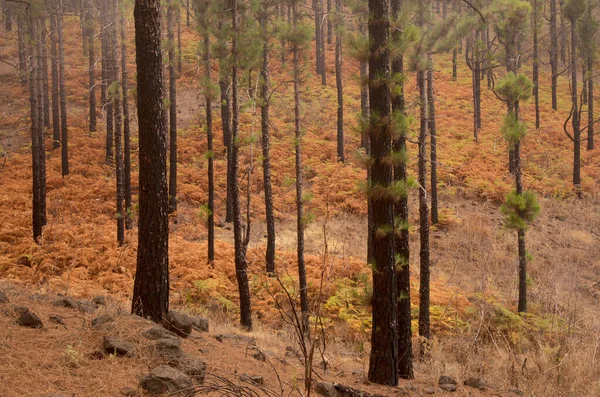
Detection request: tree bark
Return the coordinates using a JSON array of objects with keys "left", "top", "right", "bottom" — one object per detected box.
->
[
  {"left": 428, "top": 55, "right": 438, "bottom": 225},
  {"left": 588, "top": 49, "right": 594, "bottom": 151},
  {"left": 260, "top": 3, "right": 275, "bottom": 274},
  {"left": 112, "top": 0, "right": 125, "bottom": 245},
  {"left": 50, "top": 12, "right": 60, "bottom": 148},
  {"left": 292, "top": 0, "right": 309, "bottom": 335},
  {"left": 204, "top": 34, "right": 215, "bottom": 263},
  {"left": 550, "top": 0, "right": 558, "bottom": 111},
  {"left": 367, "top": 0, "right": 398, "bottom": 386},
  {"left": 57, "top": 1, "right": 69, "bottom": 176},
  {"left": 231, "top": 0, "right": 253, "bottom": 331},
  {"left": 570, "top": 19, "right": 581, "bottom": 196},
  {"left": 102, "top": 2, "right": 114, "bottom": 163},
  {"left": 41, "top": 18, "right": 50, "bottom": 129},
  {"left": 167, "top": 0, "right": 178, "bottom": 214},
  {"left": 532, "top": 0, "right": 540, "bottom": 129},
  {"left": 132, "top": 0, "right": 170, "bottom": 323},
  {"left": 391, "top": 0, "right": 413, "bottom": 380},
  {"left": 121, "top": 11, "right": 132, "bottom": 229},
  {"left": 88, "top": 4, "right": 97, "bottom": 133},
  {"left": 335, "top": 0, "right": 343, "bottom": 163}
]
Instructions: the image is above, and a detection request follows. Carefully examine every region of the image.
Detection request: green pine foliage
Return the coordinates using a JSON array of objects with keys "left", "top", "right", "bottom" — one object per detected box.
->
[{"left": 500, "top": 190, "right": 540, "bottom": 230}]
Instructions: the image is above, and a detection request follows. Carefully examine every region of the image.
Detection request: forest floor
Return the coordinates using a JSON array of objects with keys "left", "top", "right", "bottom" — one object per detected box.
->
[{"left": 0, "top": 14, "right": 599, "bottom": 397}]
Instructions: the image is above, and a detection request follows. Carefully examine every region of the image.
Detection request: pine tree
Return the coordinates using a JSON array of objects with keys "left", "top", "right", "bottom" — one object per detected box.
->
[
  {"left": 57, "top": 0, "right": 69, "bottom": 176},
  {"left": 132, "top": 0, "right": 170, "bottom": 322},
  {"left": 334, "top": 0, "right": 344, "bottom": 163},
  {"left": 167, "top": 0, "right": 178, "bottom": 214},
  {"left": 121, "top": 5, "right": 133, "bottom": 229},
  {"left": 367, "top": 0, "right": 398, "bottom": 386}
]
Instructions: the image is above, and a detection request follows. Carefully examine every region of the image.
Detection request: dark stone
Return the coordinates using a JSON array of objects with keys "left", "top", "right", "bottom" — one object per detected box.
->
[
  {"left": 176, "top": 355, "right": 206, "bottom": 382},
  {"left": 17, "top": 308, "right": 43, "bottom": 328},
  {"left": 155, "top": 338, "right": 183, "bottom": 358},
  {"left": 314, "top": 381, "right": 339, "bottom": 397},
  {"left": 463, "top": 377, "right": 486, "bottom": 391},
  {"left": 139, "top": 365, "right": 194, "bottom": 395},
  {"left": 240, "top": 374, "right": 264, "bottom": 386},
  {"left": 103, "top": 336, "right": 136, "bottom": 357},
  {"left": 91, "top": 314, "right": 114, "bottom": 328},
  {"left": 214, "top": 334, "right": 224, "bottom": 343},
  {"left": 53, "top": 297, "right": 78, "bottom": 309},
  {"left": 191, "top": 316, "right": 209, "bottom": 332},
  {"left": 143, "top": 326, "right": 180, "bottom": 342},
  {"left": 49, "top": 315, "right": 65, "bottom": 325},
  {"left": 438, "top": 376, "right": 457, "bottom": 386},
  {"left": 252, "top": 351, "right": 266, "bottom": 362},
  {"left": 0, "top": 290, "right": 9, "bottom": 304},
  {"left": 92, "top": 295, "right": 106, "bottom": 305},
  {"left": 120, "top": 386, "right": 141, "bottom": 397},
  {"left": 439, "top": 384, "right": 456, "bottom": 392},
  {"left": 163, "top": 311, "right": 193, "bottom": 338}
]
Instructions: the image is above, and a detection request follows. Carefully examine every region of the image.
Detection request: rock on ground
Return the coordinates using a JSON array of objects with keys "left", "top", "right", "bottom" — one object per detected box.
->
[
  {"left": 464, "top": 377, "right": 486, "bottom": 391},
  {"left": 191, "top": 316, "right": 209, "bottom": 332},
  {"left": 103, "top": 336, "right": 136, "bottom": 357},
  {"left": 163, "top": 311, "right": 193, "bottom": 338},
  {"left": 143, "top": 326, "right": 180, "bottom": 342},
  {"left": 16, "top": 307, "right": 43, "bottom": 328},
  {"left": 139, "top": 365, "right": 194, "bottom": 395}
]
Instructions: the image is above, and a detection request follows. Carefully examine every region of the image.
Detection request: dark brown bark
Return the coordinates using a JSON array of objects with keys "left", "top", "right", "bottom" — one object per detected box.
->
[
  {"left": 131, "top": 0, "right": 170, "bottom": 323},
  {"left": 532, "top": 0, "right": 540, "bottom": 129},
  {"left": 102, "top": 2, "right": 114, "bottom": 163},
  {"left": 391, "top": 0, "right": 412, "bottom": 380},
  {"left": 360, "top": 24, "right": 369, "bottom": 149},
  {"left": 367, "top": 0, "right": 398, "bottom": 386},
  {"left": 260, "top": 4, "right": 275, "bottom": 274},
  {"left": 231, "top": 0, "right": 252, "bottom": 330},
  {"left": 57, "top": 1, "right": 69, "bottom": 176},
  {"left": 452, "top": 47, "right": 457, "bottom": 81},
  {"left": 570, "top": 19, "right": 581, "bottom": 196},
  {"left": 112, "top": 0, "right": 125, "bottom": 245},
  {"left": 314, "top": 0, "right": 321, "bottom": 76},
  {"left": 176, "top": 5, "right": 182, "bottom": 75},
  {"left": 50, "top": 13, "right": 60, "bottom": 148},
  {"left": 588, "top": 50, "right": 594, "bottom": 151},
  {"left": 41, "top": 18, "right": 50, "bottom": 129},
  {"left": 428, "top": 55, "right": 438, "bottom": 226},
  {"left": 335, "top": 0, "right": 343, "bottom": 163},
  {"left": 88, "top": 3, "right": 97, "bottom": 133},
  {"left": 121, "top": 11, "right": 132, "bottom": 229},
  {"left": 292, "top": 0, "right": 309, "bottom": 335},
  {"left": 204, "top": 34, "right": 215, "bottom": 263},
  {"left": 17, "top": 16, "right": 27, "bottom": 85},
  {"left": 327, "top": 0, "right": 332, "bottom": 44},
  {"left": 417, "top": 68, "right": 430, "bottom": 343},
  {"left": 167, "top": 0, "right": 178, "bottom": 214},
  {"left": 220, "top": 76, "right": 234, "bottom": 223},
  {"left": 28, "top": 14, "right": 47, "bottom": 243},
  {"left": 550, "top": 0, "right": 558, "bottom": 110}
]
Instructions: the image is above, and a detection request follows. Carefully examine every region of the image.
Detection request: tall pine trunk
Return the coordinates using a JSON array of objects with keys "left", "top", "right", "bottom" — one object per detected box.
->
[
  {"left": 570, "top": 19, "right": 581, "bottom": 196},
  {"left": 550, "top": 0, "right": 558, "bottom": 110},
  {"left": 131, "top": 0, "right": 170, "bottom": 323},
  {"left": 112, "top": 0, "right": 125, "bottom": 245},
  {"left": 57, "top": 1, "right": 69, "bottom": 176},
  {"left": 367, "top": 0, "right": 398, "bottom": 386},
  {"left": 532, "top": 0, "right": 540, "bottom": 129},
  {"left": 260, "top": 4, "right": 275, "bottom": 274},
  {"left": 50, "top": 13, "right": 60, "bottom": 148},
  {"left": 167, "top": 0, "right": 178, "bottom": 214},
  {"left": 231, "top": 0, "right": 252, "bottom": 331},
  {"left": 292, "top": 0, "right": 309, "bottom": 335},
  {"left": 121, "top": 12, "right": 132, "bottom": 229},
  {"left": 391, "top": 0, "right": 413, "bottom": 380},
  {"left": 428, "top": 55, "right": 438, "bottom": 225},
  {"left": 204, "top": 34, "right": 215, "bottom": 263},
  {"left": 88, "top": 4, "right": 97, "bottom": 133},
  {"left": 335, "top": 0, "right": 343, "bottom": 163}
]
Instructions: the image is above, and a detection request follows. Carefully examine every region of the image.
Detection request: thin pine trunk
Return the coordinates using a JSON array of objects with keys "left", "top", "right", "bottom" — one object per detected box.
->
[
  {"left": 89, "top": 8, "right": 97, "bottom": 133},
  {"left": 588, "top": 52, "right": 594, "bottom": 150},
  {"left": 167, "top": 0, "right": 178, "bottom": 214},
  {"left": 50, "top": 13, "right": 60, "bottom": 148},
  {"left": 335, "top": 0, "right": 343, "bottom": 163},
  {"left": 550, "top": 0, "right": 558, "bottom": 110},
  {"left": 260, "top": 4, "right": 275, "bottom": 274},
  {"left": 112, "top": 0, "right": 125, "bottom": 245},
  {"left": 205, "top": 35, "right": 215, "bottom": 263},
  {"left": 428, "top": 55, "right": 438, "bottom": 225},
  {"left": 41, "top": 18, "right": 50, "bottom": 129},
  {"left": 231, "top": 0, "right": 252, "bottom": 331},
  {"left": 121, "top": 12, "right": 132, "bottom": 228},
  {"left": 57, "top": 1, "right": 69, "bottom": 176}
]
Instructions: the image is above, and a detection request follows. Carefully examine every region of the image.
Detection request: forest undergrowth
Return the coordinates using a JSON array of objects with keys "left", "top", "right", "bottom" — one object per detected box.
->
[{"left": 0, "top": 15, "right": 599, "bottom": 396}]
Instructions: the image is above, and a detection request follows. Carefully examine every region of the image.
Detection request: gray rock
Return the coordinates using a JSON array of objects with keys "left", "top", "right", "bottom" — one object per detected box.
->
[
  {"left": 191, "top": 316, "right": 209, "bottom": 332},
  {"left": 53, "top": 297, "right": 78, "bottom": 309},
  {"left": 17, "top": 308, "right": 43, "bottom": 328},
  {"left": 438, "top": 376, "right": 457, "bottom": 386},
  {"left": 0, "top": 290, "right": 9, "bottom": 303},
  {"left": 155, "top": 338, "right": 183, "bottom": 358},
  {"left": 139, "top": 365, "right": 194, "bottom": 395},
  {"left": 103, "top": 336, "right": 136, "bottom": 357},
  {"left": 163, "top": 311, "right": 193, "bottom": 338},
  {"left": 91, "top": 314, "right": 114, "bottom": 328},
  {"left": 92, "top": 296, "right": 106, "bottom": 305},
  {"left": 176, "top": 355, "right": 206, "bottom": 382},
  {"left": 49, "top": 315, "right": 65, "bottom": 325},
  {"left": 143, "top": 326, "right": 180, "bottom": 342},
  {"left": 120, "top": 386, "right": 140, "bottom": 397},
  {"left": 423, "top": 386, "right": 436, "bottom": 394},
  {"left": 439, "top": 384, "right": 456, "bottom": 392},
  {"left": 214, "top": 334, "right": 224, "bottom": 343},
  {"left": 463, "top": 377, "right": 486, "bottom": 391},
  {"left": 314, "top": 381, "right": 339, "bottom": 397},
  {"left": 240, "top": 374, "right": 264, "bottom": 386}
]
